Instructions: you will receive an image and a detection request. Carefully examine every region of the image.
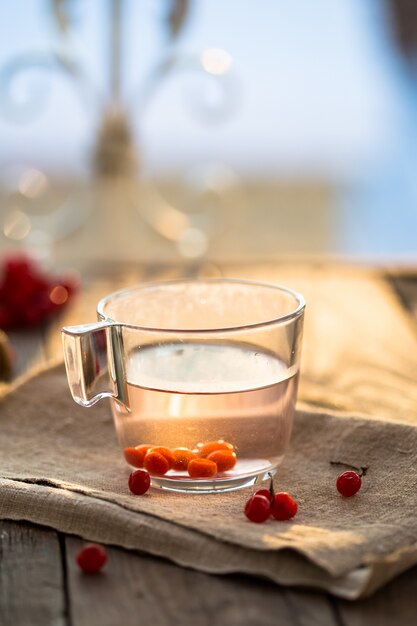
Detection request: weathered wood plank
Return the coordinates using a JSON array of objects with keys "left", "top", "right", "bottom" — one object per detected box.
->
[
  {"left": 8, "top": 329, "right": 47, "bottom": 376},
  {"left": 390, "top": 274, "right": 417, "bottom": 320},
  {"left": 222, "top": 263, "right": 417, "bottom": 423},
  {"left": 0, "top": 520, "right": 66, "bottom": 626},
  {"left": 281, "top": 589, "right": 341, "bottom": 626},
  {"left": 65, "top": 537, "right": 337, "bottom": 626},
  {"left": 45, "top": 262, "right": 189, "bottom": 360},
  {"left": 336, "top": 564, "right": 417, "bottom": 626},
  {"left": 5, "top": 266, "right": 417, "bottom": 626}
]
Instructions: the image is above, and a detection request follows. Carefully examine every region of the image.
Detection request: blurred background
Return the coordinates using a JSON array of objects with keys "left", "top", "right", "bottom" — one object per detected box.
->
[{"left": 0, "top": 0, "right": 417, "bottom": 268}]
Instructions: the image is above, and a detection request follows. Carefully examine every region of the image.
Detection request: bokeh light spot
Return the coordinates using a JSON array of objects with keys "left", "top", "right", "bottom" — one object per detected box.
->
[
  {"left": 201, "top": 49, "right": 232, "bottom": 75},
  {"left": 49, "top": 285, "right": 69, "bottom": 305},
  {"left": 3, "top": 210, "right": 31, "bottom": 240},
  {"left": 19, "top": 168, "right": 48, "bottom": 198}
]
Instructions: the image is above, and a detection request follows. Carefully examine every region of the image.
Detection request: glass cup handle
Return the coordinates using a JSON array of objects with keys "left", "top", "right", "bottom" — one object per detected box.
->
[{"left": 61, "top": 321, "right": 128, "bottom": 408}]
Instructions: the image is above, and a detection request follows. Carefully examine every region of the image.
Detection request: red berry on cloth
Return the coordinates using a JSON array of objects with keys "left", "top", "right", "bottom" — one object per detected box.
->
[
  {"left": 128, "top": 469, "right": 151, "bottom": 494},
  {"left": 76, "top": 544, "right": 107, "bottom": 573},
  {"left": 270, "top": 492, "right": 298, "bottom": 521},
  {"left": 253, "top": 472, "right": 275, "bottom": 503},
  {"left": 254, "top": 488, "right": 273, "bottom": 502},
  {"left": 244, "top": 494, "right": 271, "bottom": 523},
  {"left": 336, "top": 471, "right": 362, "bottom": 497}
]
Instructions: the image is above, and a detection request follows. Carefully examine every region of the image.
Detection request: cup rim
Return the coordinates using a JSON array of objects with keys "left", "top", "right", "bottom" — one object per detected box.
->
[{"left": 97, "top": 277, "right": 305, "bottom": 334}]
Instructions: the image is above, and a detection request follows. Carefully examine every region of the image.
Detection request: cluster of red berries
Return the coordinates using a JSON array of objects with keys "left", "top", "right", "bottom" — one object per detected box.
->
[
  {"left": 77, "top": 464, "right": 368, "bottom": 573},
  {"left": 244, "top": 477, "right": 298, "bottom": 523},
  {"left": 124, "top": 439, "right": 237, "bottom": 479},
  {"left": 0, "top": 254, "right": 78, "bottom": 330},
  {"left": 244, "top": 464, "right": 366, "bottom": 524}
]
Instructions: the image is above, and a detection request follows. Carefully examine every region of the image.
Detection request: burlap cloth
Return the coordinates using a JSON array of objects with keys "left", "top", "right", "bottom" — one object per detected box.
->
[
  {"left": 0, "top": 362, "right": 417, "bottom": 599},
  {"left": 2, "top": 265, "right": 417, "bottom": 600}
]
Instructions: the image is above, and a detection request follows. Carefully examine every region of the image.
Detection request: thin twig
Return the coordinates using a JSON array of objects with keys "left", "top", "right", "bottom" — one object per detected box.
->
[{"left": 330, "top": 461, "right": 368, "bottom": 477}]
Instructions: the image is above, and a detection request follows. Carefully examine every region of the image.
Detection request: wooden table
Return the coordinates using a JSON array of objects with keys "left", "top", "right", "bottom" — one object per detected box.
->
[{"left": 1, "top": 265, "right": 417, "bottom": 626}]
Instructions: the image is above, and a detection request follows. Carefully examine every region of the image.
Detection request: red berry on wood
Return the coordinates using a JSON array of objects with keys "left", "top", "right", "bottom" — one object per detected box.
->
[
  {"left": 76, "top": 544, "right": 107, "bottom": 574},
  {"left": 271, "top": 492, "right": 298, "bottom": 521},
  {"left": 128, "top": 469, "right": 151, "bottom": 495},
  {"left": 244, "top": 494, "right": 271, "bottom": 523},
  {"left": 336, "top": 471, "right": 362, "bottom": 497}
]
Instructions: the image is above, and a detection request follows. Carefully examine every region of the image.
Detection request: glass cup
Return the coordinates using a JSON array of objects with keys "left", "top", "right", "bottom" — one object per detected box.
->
[{"left": 62, "top": 278, "right": 305, "bottom": 493}]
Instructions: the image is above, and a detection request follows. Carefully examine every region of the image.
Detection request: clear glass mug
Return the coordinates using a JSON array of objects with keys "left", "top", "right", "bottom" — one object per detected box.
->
[{"left": 62, "top": 279, "right": 305, "bottom": 493}]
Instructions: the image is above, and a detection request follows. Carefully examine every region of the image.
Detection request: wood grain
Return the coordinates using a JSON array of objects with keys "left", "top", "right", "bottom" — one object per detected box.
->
[
  {"left": 337, "top": 564, "right": 417, "bottom": 626},
  {"left": 391, "top": 274, "right": 417, "bottom": 319},
  {"left": 65, "top": 536, "right": 337, "bottom": 626},
  {"left": 21, "top": 263, "right": 417, "bottom": 424},
  {"left": 46, "top": 262, "right": 190, "bottom": 359},
  {"left": 3, "top": 266, "right": 417, "bottom": 626},
  {"left": 0, "top": 520, "right": 66, "bottom": 626},
  {"left": 8, "top": 329, "right": 47, "bottom": 376},
  {"left": 223, "top": 263, "right": 417, "bottom": 422}
]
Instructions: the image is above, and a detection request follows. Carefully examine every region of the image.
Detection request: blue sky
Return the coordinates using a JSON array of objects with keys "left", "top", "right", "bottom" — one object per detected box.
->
[{"left": 0, "top": 0, "right": 407, "bottom": 180}]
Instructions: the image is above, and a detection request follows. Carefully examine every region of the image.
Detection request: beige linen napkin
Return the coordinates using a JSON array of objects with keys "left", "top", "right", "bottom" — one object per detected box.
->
[{"left": 0, "top": 363, "right": 416, "bottom": 599}]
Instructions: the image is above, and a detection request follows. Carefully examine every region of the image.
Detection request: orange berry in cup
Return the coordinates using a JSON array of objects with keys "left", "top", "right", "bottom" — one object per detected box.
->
[
  {"left": 172, "top": 448, "right": 197, "bottom": 471},
  {"left": 147, "top": 447, "right": 175, "bottom": 469},
  {"left": 188, "top": 458, "right": 218, "bottom": 478},
  {"left": 197, "top": 440, "right": 234, "bottom": 458},
  {"left": 123, "top": 444, "right": 153, "bottom": 468},
  {"left": 207, "top": 450, "right": 237, "bottom": 472},
  {"left": 144, "top": 451, "right": 170, "bottom": 476}
]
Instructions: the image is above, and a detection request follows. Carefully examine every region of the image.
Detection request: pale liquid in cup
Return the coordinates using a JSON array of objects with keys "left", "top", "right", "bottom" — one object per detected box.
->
[{"left": 112, "top": 342, "right": 298, "bottom": 488}]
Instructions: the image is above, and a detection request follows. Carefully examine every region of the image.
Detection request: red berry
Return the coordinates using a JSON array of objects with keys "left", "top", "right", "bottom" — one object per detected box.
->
[
  {"left": 336, "top": 471, "right": 362, "bottom": 497},
  {"left": 0, "top": 306, "right": 12, "bottom": 330},
  {"left": 244, "top": 494, "right": 271, "bottom": 523},
  {"left": 0, "top": 254, "right": 77, "bottom": 330},
  {"left": 76, "top": 544, "right": 107, "bottom": 574},
  {"left": 254, "top": 488, "right": 273, "bottom": 502},
  {"left": 128, "top": 469, "right": 151, "bottom": 495},
  {"left": 271, "top": 492, "right": 298, "bottom": 521}
]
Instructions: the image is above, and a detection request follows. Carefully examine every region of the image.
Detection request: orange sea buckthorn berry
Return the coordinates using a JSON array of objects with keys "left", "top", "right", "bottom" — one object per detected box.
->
[
  {"left": 207, "top": 450, "right": 237, "bottom": 472},
  {"left": 197, "top": 440, "right": 234, "bottom": 458},
  {"left": 144, "top": 451, "right": 170, "bottom": 476},
  {"left": 188, "top": 458, "right": 218, "bottom": 478},
  {"left": 123, "top": 444, "right": 153, "bottom": 468},
  {"left": 147, "top": 447, "right": 175, "bottom": 469},
  {"left": 172, "top": 448, "right": 197, "bottom": 471}
]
